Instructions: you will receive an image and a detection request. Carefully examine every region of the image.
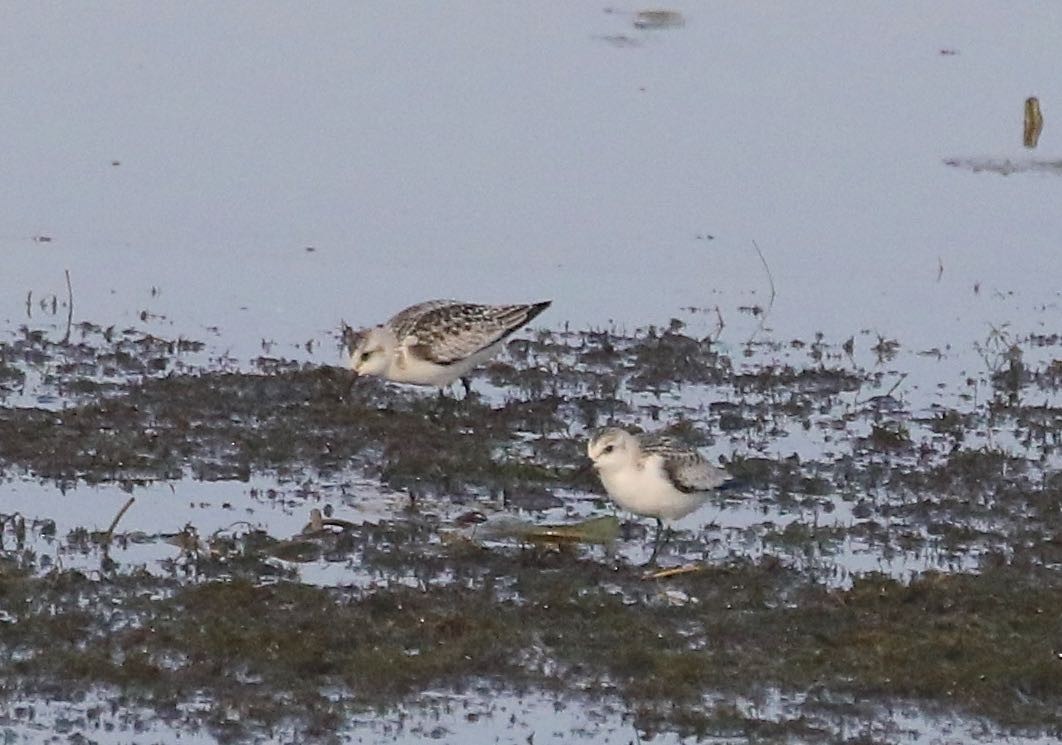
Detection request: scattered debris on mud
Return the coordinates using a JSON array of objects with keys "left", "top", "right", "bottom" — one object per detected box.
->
[{"left": 1, "top": 316, "right": 1060, "bottom": 742}]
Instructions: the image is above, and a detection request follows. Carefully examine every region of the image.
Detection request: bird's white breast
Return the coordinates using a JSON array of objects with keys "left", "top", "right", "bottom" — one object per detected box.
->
[
  {"left": 386, "top": 340, "right": 503, "bottom": 387},
  {"left": 599, "top": 455, "right": 708, "bottom": 521}
]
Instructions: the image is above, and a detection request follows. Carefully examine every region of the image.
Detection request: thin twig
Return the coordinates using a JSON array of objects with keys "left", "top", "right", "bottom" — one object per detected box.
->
[
  {"left": 751, "top": 240, "right": 776, "bottom": 309},
  {"left": 746, "top": 240, "right": 777, "bottom": 344},
  {"left": 853, "top": 372, "right": 909, "bottom": 407},
  {"left": 710, "top": 305, "right": 726, "bottom": 341},
  {"left": 104, "top": 497, "right": 135, "bottom": 543},
  {"left": 642, "top": 563, "right": 704, "bottom": 580},
  {"left": 62, "top": 269, "right": 73, "bottom": 344},
  {"left": 883, "top": 372, "right": 909, "bottom": 399}
]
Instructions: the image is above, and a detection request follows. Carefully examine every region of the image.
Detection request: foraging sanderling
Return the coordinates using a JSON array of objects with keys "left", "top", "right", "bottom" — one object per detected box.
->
[
  {"left": 587, "top": 427, "right": 734, "bottom": 557},
  {"left": 346, "top": 299, "right": 551, "bottom": 394}
]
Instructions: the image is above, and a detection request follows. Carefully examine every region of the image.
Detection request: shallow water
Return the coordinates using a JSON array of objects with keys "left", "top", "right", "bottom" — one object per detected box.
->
[
  {"left": 2, "top": 3, "right": 1059, "bottom": 359},
  {"left": 3, "top": 686, "right": 1059, "bottom": 745},
  {"left": 2, "top": 3, "right": 1062, "bottom": 744},
  {"left": 0, "top": 461, "right": 990, "bottom": 591}
]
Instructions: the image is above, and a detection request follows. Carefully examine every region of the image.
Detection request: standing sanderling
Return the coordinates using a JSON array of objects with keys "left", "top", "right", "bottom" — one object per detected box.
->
[
  {"left": 587, "top": 427, "right": 735, "bottom": 559},
  {"left": 346, "top": 299, "right": 551, "bottom": 395}
]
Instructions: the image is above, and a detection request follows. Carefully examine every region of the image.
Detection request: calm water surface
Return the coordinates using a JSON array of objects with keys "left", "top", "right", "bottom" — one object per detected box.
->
[
  {"left": 2, "top": 4, "right": 1060, "bottom": 743},
  {"left": 1, "top": 2, "right": 1058, "bottom": 360}
]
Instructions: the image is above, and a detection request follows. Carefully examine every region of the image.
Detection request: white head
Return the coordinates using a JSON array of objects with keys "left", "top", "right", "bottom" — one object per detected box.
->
[
  {"left": 587, "top": 427, "right": 639, "bottom": 474},
  {"left": 348, "top": 325, "right": 397, "bottom": 378}
]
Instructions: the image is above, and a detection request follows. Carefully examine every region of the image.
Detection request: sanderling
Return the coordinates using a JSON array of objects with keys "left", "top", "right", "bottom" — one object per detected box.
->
[
  {"left": 346, "top": 299, "right": 551, "bottom": 394},
  {"left": 587, "top": 427, "right": 734, "bottom": 559}
]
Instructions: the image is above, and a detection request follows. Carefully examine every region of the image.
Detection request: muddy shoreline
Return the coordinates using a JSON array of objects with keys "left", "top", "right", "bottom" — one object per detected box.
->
[{"left": 1, "top": 320, "right": 1060, "bottom": 742}]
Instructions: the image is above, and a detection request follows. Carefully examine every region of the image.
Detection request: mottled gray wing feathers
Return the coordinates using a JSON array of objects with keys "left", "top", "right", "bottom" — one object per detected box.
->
[
  {"left": 641, "top": 435, "right": 730, "bottom": 493},
  {"left": 387, "top": 300, "right": 458, "bottom": 340},
  {"left": 391, "top": 300, "right": 550, "bottom": 365}
]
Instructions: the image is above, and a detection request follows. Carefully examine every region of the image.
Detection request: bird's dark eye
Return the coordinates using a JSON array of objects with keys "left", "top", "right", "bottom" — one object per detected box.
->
[
  {"left": 603, "top": 444, "right": 615, "bottom": 454},
  {"left": 360, "top": 351, "right": 373, "bottom": 362}
]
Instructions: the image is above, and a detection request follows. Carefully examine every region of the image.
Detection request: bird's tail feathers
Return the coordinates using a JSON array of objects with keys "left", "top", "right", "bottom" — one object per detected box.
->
[{"left": 497, "top": 300, "right": 552, "bottom": 332}]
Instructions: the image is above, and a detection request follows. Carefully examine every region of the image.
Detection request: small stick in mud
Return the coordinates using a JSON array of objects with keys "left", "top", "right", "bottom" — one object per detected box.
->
[
  {"left": 752, "top": 240, "right": 776, "bottom": 309},
  {"left": 642, "top": 563, "right": 704, "bottom": 580},
  {"left": 883, "top": 372, "right": 909, "bottom": 399},
  {"left": 852, "top": 371, "right": 909, "bottom": 407},
  {"left": 746, "top": 240, "right": 776, "bottom": 343},
  {"left": 709, "top": 305, "right": 726, "bottom": 341},
  {"left": 1024, "top": 96, "right": 1043, "bottom": 149},
  {"left": 302, "top": 508, "right": 357, "bottom": 533},
  {"left": 104, "top": 497, "right": 135, "bottom": 545},
  {"left": 62, "top": 269, "right": 74, "bottom": 344}
]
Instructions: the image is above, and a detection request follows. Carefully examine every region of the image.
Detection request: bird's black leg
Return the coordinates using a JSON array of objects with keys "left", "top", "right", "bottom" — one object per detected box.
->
[
  {"left": 648, "top": 517, "right": 665, "bottom": 564},
  {"left": 460, "top": 376, "right": 473, "bottom": 398}
]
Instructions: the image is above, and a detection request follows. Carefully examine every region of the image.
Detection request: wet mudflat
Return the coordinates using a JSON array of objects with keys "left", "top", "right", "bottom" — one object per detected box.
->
[
  {"left": 1, "top": 317, "right": 1060, "bottom": 744},
  {"left": 3, "top": 6, "right": 1062, "bottom": 741}
]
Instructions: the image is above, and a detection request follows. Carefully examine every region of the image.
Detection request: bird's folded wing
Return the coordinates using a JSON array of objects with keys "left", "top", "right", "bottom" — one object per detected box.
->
[
  {"left": 663, "top": 454, "right": 729, "bottom": 493},
  {"left": 388, "top": 300, "right": 458, "bottom": 340},
  {"left": 404, "top": 304, "right": 537, "bottom": 365},
  {"left": 642, "top": 437, "right": 729, "bottom": 493}
]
